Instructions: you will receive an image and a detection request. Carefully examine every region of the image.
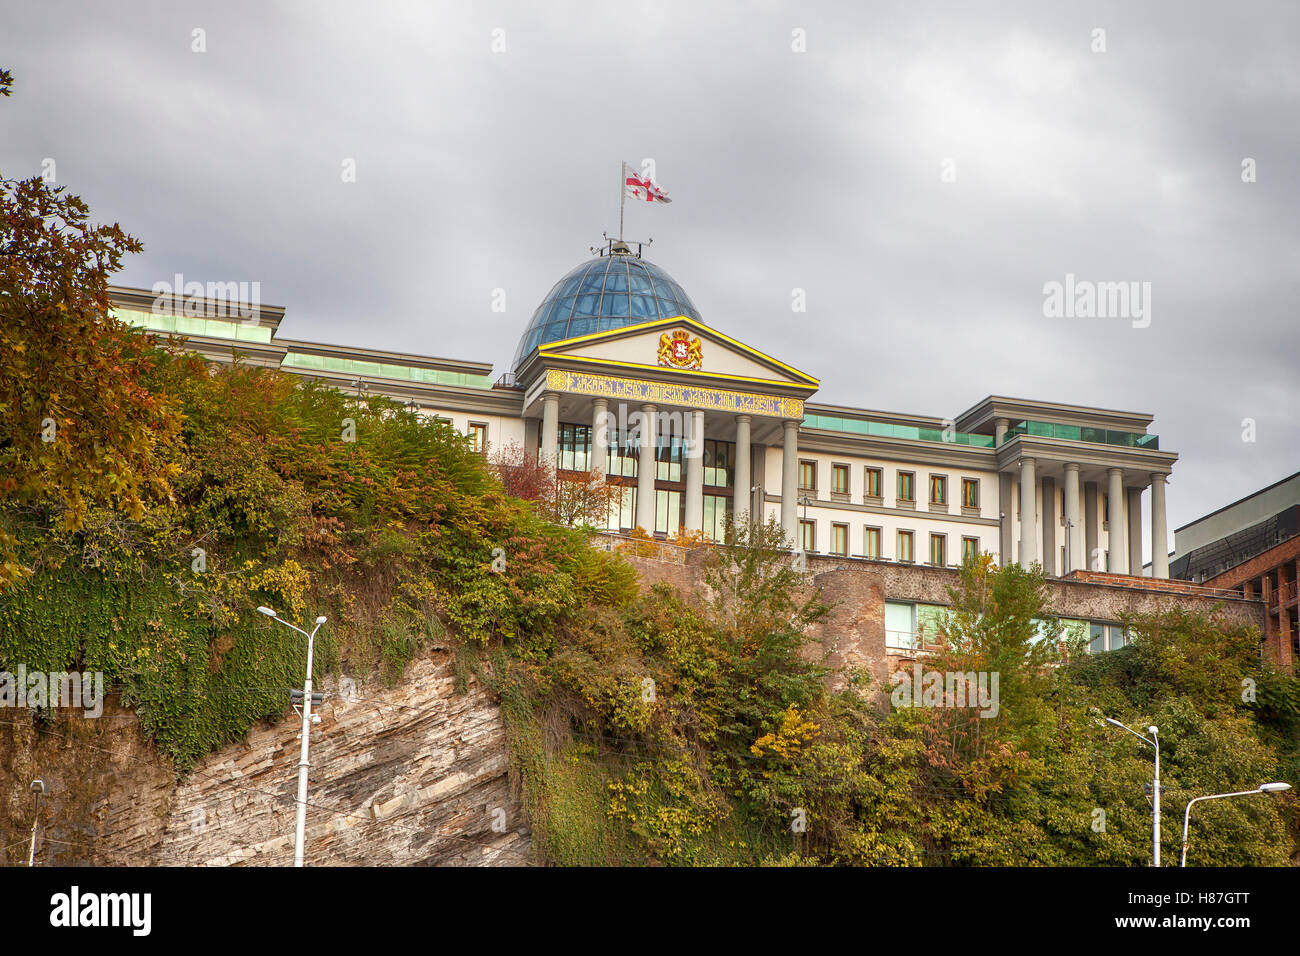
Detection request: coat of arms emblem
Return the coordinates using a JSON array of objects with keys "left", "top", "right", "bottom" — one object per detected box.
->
[{"left": 657, "top": 330, "right": 703, "bottom": 370}]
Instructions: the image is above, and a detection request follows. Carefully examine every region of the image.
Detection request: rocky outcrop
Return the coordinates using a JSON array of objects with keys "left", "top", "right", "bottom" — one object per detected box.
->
[{"left": 8, "top": 651, "right": 531, "bottom": 866}]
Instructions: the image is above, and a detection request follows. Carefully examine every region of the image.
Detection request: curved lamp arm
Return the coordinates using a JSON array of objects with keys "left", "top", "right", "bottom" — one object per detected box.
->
[{"left": 1181, "top": 784, "right": 1291, "bottom": 867}]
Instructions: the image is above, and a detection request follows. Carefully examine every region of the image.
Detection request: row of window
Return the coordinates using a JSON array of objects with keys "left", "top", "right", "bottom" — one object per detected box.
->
[
  {"left": 800, "top": 463, "right": 980, "bottom": 510},
  {"left": 549, "top": 423, "right": 738, "bottom": 486},
  {"left": 600, "top": 487, "right": 733, "bottom": 538},
  {"left": 886, "top": 601, "right": 1131, "bottom": 654},
  {"left": 798, "top": 523, "right": 981, "bottom": 565}
]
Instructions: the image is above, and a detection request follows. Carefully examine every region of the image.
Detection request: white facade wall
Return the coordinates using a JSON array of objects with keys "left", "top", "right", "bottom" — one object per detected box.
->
[
  {"left": 763, "top": 445, "right": 1001, "bottom": 565},
  {"left": 419, "top": 407, "right": 527, "bottom": 457}
]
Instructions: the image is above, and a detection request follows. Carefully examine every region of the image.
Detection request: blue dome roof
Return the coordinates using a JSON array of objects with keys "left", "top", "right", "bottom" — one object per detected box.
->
[{"left": 512, "top": 251, "right": 701, "bottom": 369}]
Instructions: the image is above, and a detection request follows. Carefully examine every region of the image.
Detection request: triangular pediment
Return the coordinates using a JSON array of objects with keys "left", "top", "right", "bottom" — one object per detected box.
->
[{"left": 535, "top": 316, "right": 818, "bottom": 389}]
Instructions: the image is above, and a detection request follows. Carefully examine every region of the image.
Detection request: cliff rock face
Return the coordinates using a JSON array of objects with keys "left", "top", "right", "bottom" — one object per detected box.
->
[{"left": 26, "top": 652, "right": 531, "bottom": 866}]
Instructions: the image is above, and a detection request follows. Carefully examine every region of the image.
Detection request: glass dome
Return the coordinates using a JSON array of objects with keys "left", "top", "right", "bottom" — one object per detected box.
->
[{"left": 512, "top": 250, "right": 701, "bottom": 370}]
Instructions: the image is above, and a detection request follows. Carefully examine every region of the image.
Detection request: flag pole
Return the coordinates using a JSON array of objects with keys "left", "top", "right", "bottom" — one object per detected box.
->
[{"left": 618, "top": 161, "right": 626, "bottom": 242}]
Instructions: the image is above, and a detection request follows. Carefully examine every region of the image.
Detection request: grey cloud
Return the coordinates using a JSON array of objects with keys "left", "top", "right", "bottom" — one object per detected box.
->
[{"left": 3, "top": 0, "right": 1297, "bottom": 558}]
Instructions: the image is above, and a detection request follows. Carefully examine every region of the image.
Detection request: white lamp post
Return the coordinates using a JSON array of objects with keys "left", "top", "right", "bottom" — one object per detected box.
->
[
  {"left": 1105, "top": 717, "right": 1161, "bottom": 866},
  {"left": 27, "top": 779, "right": 44, "bottom": 867},
  {"left": 258, "top": 606, "right": 327, "bottom": 868},
  {"left": 1180, "top": 782, "right": 1291, "bottom": 867}
]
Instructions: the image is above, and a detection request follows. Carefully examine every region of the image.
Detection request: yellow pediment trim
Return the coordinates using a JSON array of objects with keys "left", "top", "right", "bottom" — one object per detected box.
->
[
  {"left": 545, "top": 368, "right": 805, "bottom": 420},
  {"left": 536, "top": 315, "right": 819, "bottom": 387}
]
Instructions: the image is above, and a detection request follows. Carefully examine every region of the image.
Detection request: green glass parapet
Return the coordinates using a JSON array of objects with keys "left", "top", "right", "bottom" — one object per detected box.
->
[
  {"left": 1002, "top": 420, "right": 1158, "bottom": 450},
  {"left": 281, "top": 351, "right": 494, "bottom": 389},
  {"left": 113, "top": 307, "right": 273, "bottom": 343},
  {"left": 801, "top": 414, "right": 995, "bottom": 448}
]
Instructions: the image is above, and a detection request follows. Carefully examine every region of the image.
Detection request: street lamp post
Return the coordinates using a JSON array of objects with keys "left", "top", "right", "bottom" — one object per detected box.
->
[
  {"left": 1105, "top": 717, "right": 1161, "bottom": 866},
  {"left": 799, "top": 494, "right": 812, "bottom": 552},
  {"left": 258, "top": 606, "right": 328, "bottom": 868},
  {"left": 27, "top": 779, "right": 44, "bottom": 867},
  {"left": 1180, "top": 782, "right": 1291, "bottom": 867}
]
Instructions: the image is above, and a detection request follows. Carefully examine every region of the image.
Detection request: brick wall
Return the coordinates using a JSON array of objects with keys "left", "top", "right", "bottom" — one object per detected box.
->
[{"left": 617, "top": 548, "right": 1270, "bottom": 699}]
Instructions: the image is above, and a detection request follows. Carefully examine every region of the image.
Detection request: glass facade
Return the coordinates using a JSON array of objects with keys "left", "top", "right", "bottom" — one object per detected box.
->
[
  {"left": 916, "top": 604, "right": 948, "bottom": 643},
  {"left": 655, "top": 490, "right": 683, "bottom": 535},
  {"left": 1001, "top": 419, "right": 1159, "bottom": 450},
  {"left": 512, "top": 253, "right": 702, "bottom": 369},
  {"left": 606, "top": 433, "right": 638, "bottom": 478},
  {"left": 885, "top": 601, "right": 915, "bottom": 649},
  {"left": 548, "top": 422, "right": 735, "bottom": 540},
  {"left": 702, "top": 440, "right": 735, "bottom": 489},
  {"left": 655, "top": 433, "right": 683, "bottom": 482},
  {"left": 886, "top": 602, "right": 949, "bottom": 649},
  {"left": 1087, "top": 622, "right": 1129, "bottom": 653},
  {"left": 282, "top": 351, "right": 493, "bottom": 388},
  {"left": 608, "top": 486, "right": 635, "bottom": 530},
  {"left": 557, "top": 424, "right": 590, "bottom": 472},
  {"left": 1032, "top": 617, "right": 1128, "bottom": 653},
  {"left": 702, "top": 494, "right": 731, "bottom": 542},
  {"left": 802, "top": 414, "right": 995, "bottom": 447},
  {"left": 114, "top": 307, "right": 273, "bottom": 344}
]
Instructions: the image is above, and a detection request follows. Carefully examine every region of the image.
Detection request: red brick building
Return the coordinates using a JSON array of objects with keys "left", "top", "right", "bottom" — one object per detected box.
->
[{"left": 1167, "top": 472, "right": 1300, "bottom": 668}]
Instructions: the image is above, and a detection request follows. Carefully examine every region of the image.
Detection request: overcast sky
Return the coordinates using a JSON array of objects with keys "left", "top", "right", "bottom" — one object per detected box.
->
[{"left": 5, "top": 0, "right": 1298, "bottom": 560}]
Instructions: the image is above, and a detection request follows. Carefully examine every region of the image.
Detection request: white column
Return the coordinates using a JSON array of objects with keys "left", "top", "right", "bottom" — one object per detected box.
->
[
  {"left": 781, "top": 420, "right": 799, "bottom": 548},
  {"left": 1041, "top": 476, "right": 1057, "bottom": 576},
  {"left": 1018, "top": 457, "right": 1037, "bottom": 566},
  {"left": 1064, "top": 463, "right": 1082, "bottom": 574},
  {"left": 635, "top": 404, "right": 657, "bottom": 532},
  {"left": 684, "top": 409, "right": 704, "bottom": 534},
  {"left": 1150, "top": 473, "right": 1169, "bottom": 579},
  {"left": 1084, "top": 481, "right": 1101, "bottom": 570},
  {"left": 996, "top": 420, "right": 1012, "bottom": 563},
  {"left": 591, "top": 398, "right": 608, "bottom": 477},
  {"left": 733, "top": 415, "right": 751, "bottom": 527},
  {"left": 540, "top": 392, "right": 559, "bottom": 466},
  {"left": 1127, "top": 487, "right": 1144, "bottom": 576},
  {"left": 1108, "top": 467, "right": 1128, "bottom": 574}
]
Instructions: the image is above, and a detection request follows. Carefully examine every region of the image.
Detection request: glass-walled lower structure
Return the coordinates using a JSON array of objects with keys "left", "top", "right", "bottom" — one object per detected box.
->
[{"left": 545, "top": 421, "right": 736, "bottom": 538}]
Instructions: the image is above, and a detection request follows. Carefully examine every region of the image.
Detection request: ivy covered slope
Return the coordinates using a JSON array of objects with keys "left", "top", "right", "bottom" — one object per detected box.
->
[{"left": 0, "top": 350, "right": 640, "bottom": 769}]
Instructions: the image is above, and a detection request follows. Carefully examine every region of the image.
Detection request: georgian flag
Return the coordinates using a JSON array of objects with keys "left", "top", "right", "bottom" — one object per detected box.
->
[{"left": 625, "top": 165, "right": 672, "bottom": 204}]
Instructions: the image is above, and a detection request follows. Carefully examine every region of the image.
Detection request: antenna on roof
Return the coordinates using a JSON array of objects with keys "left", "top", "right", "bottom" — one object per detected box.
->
[{"left": 591, "top": 233, "right": 652, "bottom": 259}]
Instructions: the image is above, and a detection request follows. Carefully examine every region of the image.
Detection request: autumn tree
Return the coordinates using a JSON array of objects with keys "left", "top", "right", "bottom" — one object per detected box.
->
[
  {"left": 489, "top": 441, "right": 620, "bottom": 528},
  {"left": 0, "top": 67, "right": 179, "bottom": 586}
]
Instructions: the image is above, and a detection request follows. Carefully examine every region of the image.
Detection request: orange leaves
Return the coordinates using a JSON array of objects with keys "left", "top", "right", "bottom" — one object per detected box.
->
[{"left": 0, "top": 161, "right": 175, "bottom": 587}]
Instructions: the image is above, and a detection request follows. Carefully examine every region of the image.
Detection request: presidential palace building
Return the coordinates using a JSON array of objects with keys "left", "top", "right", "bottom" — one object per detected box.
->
[{"left": 109, "top": 239, "right": 1179, "bottom": 581}]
